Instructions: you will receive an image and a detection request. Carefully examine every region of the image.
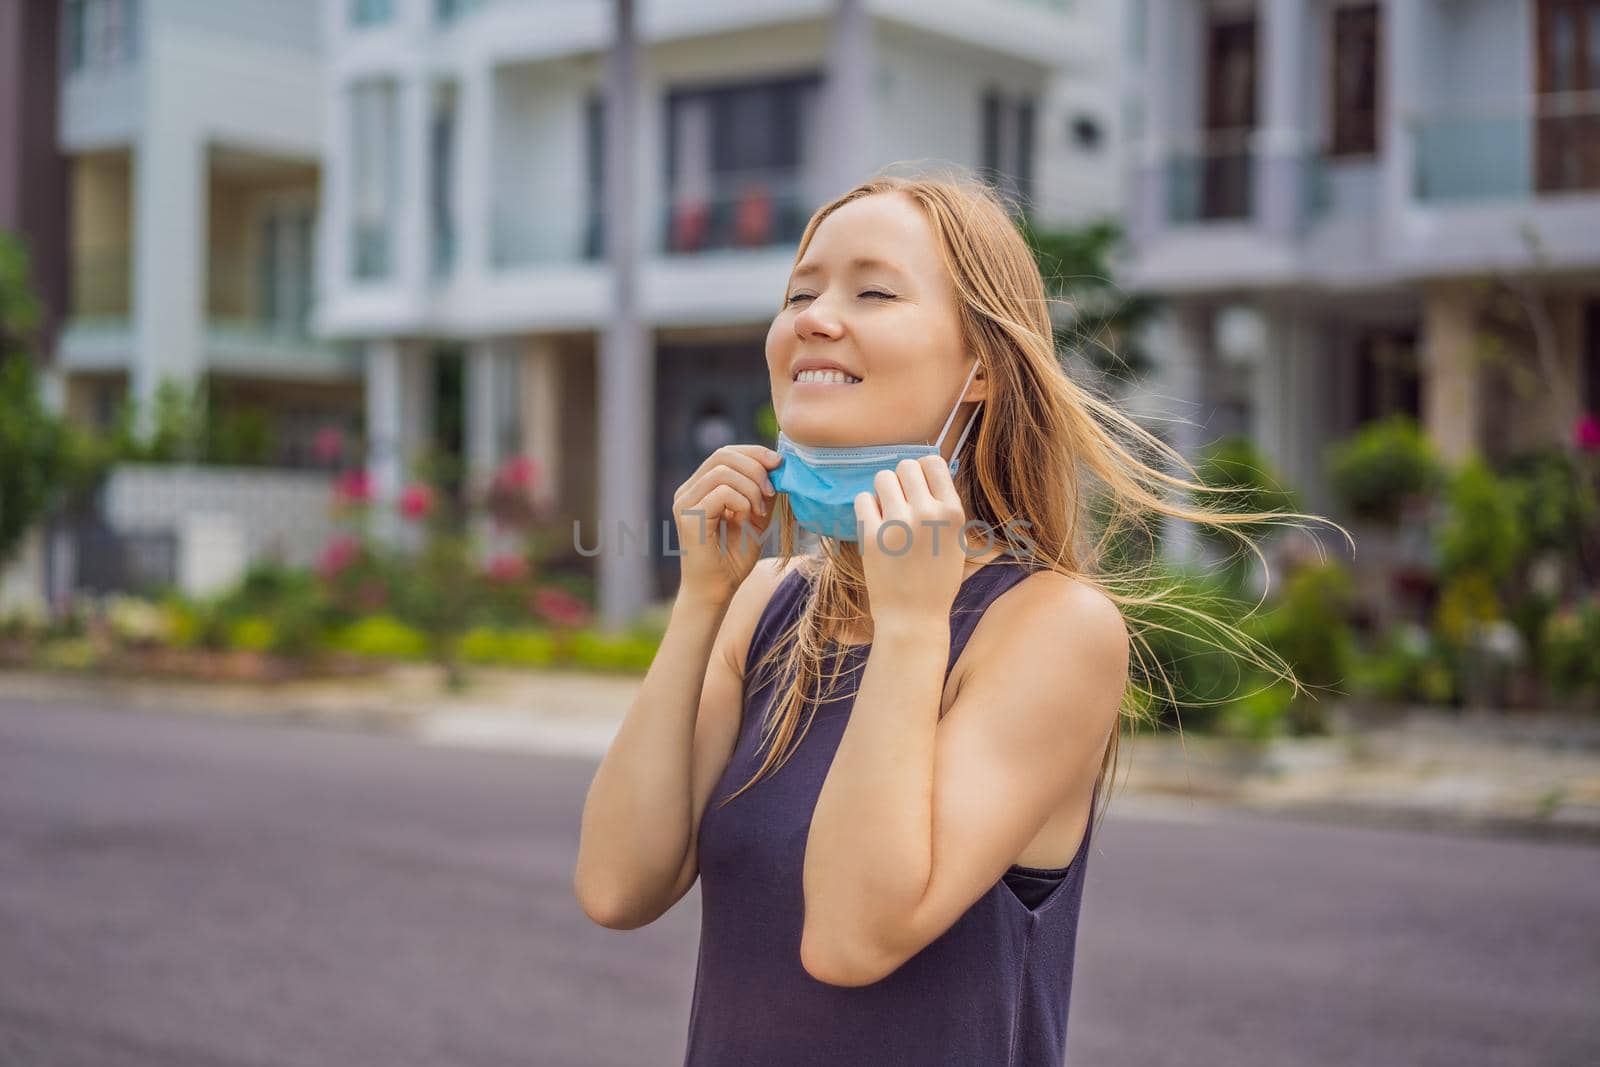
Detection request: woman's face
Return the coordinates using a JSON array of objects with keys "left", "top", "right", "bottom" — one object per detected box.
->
[{"left": 766, "top": 192, "right": 984, "bottom": 451}]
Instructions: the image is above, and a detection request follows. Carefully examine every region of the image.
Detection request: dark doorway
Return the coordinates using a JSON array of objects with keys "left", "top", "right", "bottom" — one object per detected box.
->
[
  {"left": 653, "top": 341, "right": 776, "bottom": 596},
  {"left": 1201, "top": 15, "right": 1258, "bottom": 220}
]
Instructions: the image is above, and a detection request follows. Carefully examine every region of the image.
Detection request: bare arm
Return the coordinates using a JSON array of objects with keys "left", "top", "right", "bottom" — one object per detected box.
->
[{"left": 574, "top": 441, "right": 783, "bottom": 929}]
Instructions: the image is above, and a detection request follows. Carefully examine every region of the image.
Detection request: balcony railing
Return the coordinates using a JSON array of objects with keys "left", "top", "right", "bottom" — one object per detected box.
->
[
  {"left": 207, "top": 252, "right": 314, "bottom": 336},
  {"left": 1165, "top": 130, "right": 1254, "bottom": 223},
  {"left": 660, "top": 170, "right": 811, "bottom": 255},
  {"left": 1413, "top": 92, "right": 1600, "bottom": 203},
  {"left": 491, "top": 208, "right": 604, "bottom": 269},
  {"left": 70, "top": 247, "right": 132, "bottom": 320}
]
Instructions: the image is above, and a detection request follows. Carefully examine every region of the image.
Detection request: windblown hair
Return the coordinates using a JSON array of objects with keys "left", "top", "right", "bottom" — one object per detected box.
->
[{"left": 715, "top": 169, "right": 1349, "bottom": 844}]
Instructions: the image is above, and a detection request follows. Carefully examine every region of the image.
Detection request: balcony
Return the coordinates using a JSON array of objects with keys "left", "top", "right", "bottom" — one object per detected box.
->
[
  {"left": 491, "top": 209, "right": 604, "bottom": 270},
  {"left": 660, "top": 170, "right": 811, "bottom": 255},
  {"left": 1165, "top": 131, "right": 1254, "bottom": 224},
  {"left": 1413, "top": 92, "right": 1600, "bottom": 204}
]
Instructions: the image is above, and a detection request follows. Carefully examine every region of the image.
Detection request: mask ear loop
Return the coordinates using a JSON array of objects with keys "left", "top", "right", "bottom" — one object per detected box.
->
[{"left": 932, "top": 360, "right": 983, "bottom": 472}]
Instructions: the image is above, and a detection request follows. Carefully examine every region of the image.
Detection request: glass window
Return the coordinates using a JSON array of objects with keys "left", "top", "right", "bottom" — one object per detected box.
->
[
  {"left": 350, "top": 80, "right": 398, "bottom": 280},
  {"left": 351, "top": 0, "right": 394, "bottom": 28},
  {"left": 1330, "top": 3, "right": 1381, "bottom": 157}
]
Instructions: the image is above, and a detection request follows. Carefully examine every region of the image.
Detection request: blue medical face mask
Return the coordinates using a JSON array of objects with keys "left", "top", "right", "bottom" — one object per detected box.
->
[{"left": 770, "top": 359, "right": 982, "bottom": 543}]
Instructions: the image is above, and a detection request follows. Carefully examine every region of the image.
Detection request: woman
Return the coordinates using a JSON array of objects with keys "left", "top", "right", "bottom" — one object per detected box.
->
[{"left": 575, "top": 173, "right": 1331, "bottom": 1065}]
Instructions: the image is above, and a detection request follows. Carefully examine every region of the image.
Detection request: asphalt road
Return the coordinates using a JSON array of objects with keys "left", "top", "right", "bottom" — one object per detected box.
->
[{"left": 1, "top": 697, "right": 1597, "bottom": 1067}]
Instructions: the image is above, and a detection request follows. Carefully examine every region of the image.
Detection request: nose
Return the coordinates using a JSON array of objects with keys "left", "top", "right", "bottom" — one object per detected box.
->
[{"left": 792, "top": 292, "right": 844, "bottom": 340}]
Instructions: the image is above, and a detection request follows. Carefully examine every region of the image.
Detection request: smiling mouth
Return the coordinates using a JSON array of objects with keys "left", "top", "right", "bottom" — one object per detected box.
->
[{"left": 793, "top": 369, "right": 863, "bottom": 385}]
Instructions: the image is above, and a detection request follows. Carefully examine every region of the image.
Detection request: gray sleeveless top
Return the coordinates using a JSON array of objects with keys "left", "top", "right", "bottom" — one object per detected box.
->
[{"left": 684, "top": 552, "right": 1096, "bottom": 1066}]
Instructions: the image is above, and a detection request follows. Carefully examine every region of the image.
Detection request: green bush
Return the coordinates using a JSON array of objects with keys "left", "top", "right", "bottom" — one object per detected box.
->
[
  {"left": 1348, "top": 624, "right": 1456, "bottom": 705},
  {"left": 568, "top": 629, "right": 660, "bottom": 673},
  {"left": 1327, "top": 415, "right": 1445, "bottom": 523},
  {"left": 1541, "top": 597, "right": 1600, "bottom": 701},
  {"left": 1191, "top": 437, "right": 1302, "bottom": 589},
  {"left": 225, "top": 615, "right": 277, "bottom": 653},
  {"left": 459, "top": 625, "right": 559, "bottom": 667},
  {"left": 1435, "top": 457, "right": 1528, "bottom": 582},
  {"left": 327, "top": 615, "right": 429, "bottom": 660}
]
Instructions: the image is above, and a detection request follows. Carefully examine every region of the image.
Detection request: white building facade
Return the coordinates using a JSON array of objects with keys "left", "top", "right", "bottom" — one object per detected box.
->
[
  {"left": 51, "top": 0, "right": 363, "bottom": 463},
  {"left": 1126, "top": 0, "right": 1600, "bottom": 517},
  {"left": 317, "top": 0, "right": 1123, "bottom": 623}
]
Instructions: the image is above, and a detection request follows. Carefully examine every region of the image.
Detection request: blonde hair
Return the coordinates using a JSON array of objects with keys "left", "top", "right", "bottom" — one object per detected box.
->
[{"left": 718, "top": 170, "right": 1349, "bottom": 845}]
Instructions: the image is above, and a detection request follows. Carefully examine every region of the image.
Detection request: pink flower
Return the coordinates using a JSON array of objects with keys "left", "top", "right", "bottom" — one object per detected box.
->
[
  {"left": 317, "top": 533, "right": 362, "bottom": 579},
  {"left": 333, "top": 468, "right": 372, "bottom": 506},
  {"left": 486, "top": 553, "right": 529, "bottom": 583},
  {"left": 1575, "top": 412, "right": 1600, "bottom": 453},
  {"left": 313, "top": 426, "right": 346, "bottom": 464},
  {"left": 530, "top": 587, "right": 591, "bottom": 628},
  {"left": 494, "top": 455, "right": 541, "bottom": 491},
  {"left": 399, "top": 483, "right": 435, "bottom": 520}
]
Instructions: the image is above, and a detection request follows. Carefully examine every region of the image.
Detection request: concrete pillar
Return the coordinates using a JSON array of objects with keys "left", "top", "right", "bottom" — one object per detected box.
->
[
  {"left": 398, "top": 71, "right": 431, "bottom": 295},
  {"left": 1420, "top": 284, "right": 1483, "bottom": 464},
  {"left": 521, "top": 337, "right": 564, "bottom": 514},
  {"left": 455, "top": 64, "right": 491, "bottom": 283},
  {"left": 823, "top": 0, "right": 873, "bottom": 197},
  {"left": 130, "top": 121, "right": 206, "bottom": 427},
  {"left": 598, "top": 0, "right": 653, "bottom": 628},
  {"left": 1380, "top": 0, "right": 1422, "bottom": 234},
  {"left": 1251, "top": 302, "right": 1335, "bottom": 511},
  {"left": 1155, "top": 302, "right": 1212, "bottom": 569},
  {"left": 1134, "top": 0, "right": 1175, "bottom": 244},
  {"left": 466, "top": 338, "right": 517, "bottom": 492},
  {"left": 1254, "top": 0, "right": 1310, "bottom": 237},
  {"left": 365, "top": 338, "right": 433, "bottom": 545}
]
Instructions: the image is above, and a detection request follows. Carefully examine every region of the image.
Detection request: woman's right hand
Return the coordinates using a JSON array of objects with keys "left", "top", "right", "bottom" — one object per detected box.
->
[{"left": 673, "top": 443, "right": 782, "bottom": 605}]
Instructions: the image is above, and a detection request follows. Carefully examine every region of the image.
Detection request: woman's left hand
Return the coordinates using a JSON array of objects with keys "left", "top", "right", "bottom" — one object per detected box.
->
[{"left": 854, "top": 455, "right": 971, "bottom": 628}]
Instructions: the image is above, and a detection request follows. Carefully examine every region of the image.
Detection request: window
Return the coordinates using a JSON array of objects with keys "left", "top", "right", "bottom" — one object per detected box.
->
[
  {"left": 257, "top": 201, "right": 316, "bottom": 335},
  {"left": 585, "top": 93, "right": 605, "bottom": 260},
  {"left": 1535, "top": 0, "right": 1600, "bottom": 191},
  {"left": 63, "top": 0, "right": 138, "bottom": 74},
  {"left": 430, "top": 86, "right": 458, "bottom": 277},
  {"left": 979, "top": 89, "right": 1037, "bottom": 215},
  {"left": 351, "top": 0, "right": 394, "bottom": 28},
  {"left": 662, "top": 74, "right": 822, "bottom": 253},
  {"left": 350, "top": 79, "right": 399, "bottom": 281},
  {"left": 1199, "top": 15, "right": 1257, "bottom": 220},
  {"left": 435, "top": 0, "right": 482, "bottom": 23},
  {"left": 1330, "top": 3, "right": 1380, "bottom": 157}
]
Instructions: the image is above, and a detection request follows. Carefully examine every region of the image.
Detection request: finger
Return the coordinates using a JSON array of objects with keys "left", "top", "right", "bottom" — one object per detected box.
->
[
  {"left": 897, "top": 456, "right": 936, "bottom": 510},
  {"left": 872, "top": 467, "right": 908, "bottom": 524},
  {"left": 919, "top": 452, "right": 960, "bottom": 506},
  {"left": 853, "top": 490, "right": 881, "bottom": 547},
  {"left": 681, "top": 484, "right": 753, "bottom": 546},
  {"left": 678, "top": 445, "right": 778, "bottom": 501},
  {"left": 681, "top": 460, "right": 768, "bottom": 519}
]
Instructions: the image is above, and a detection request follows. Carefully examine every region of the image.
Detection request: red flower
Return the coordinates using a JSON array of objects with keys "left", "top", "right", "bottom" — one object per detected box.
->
[
  {"left": 317, "top": 533, "right": 362, "bottom": 579},
  {"left": 1575, "top": 412, "right": 1600, "bottom": 453},
  {"left": 313, "top": 426, "right": 346, "bottom": 464},
  {"left": 530, "top": 586, "right": 591, "bottom": 628},
  {"left": 494, "top": 455, "right": 541, "bottom": 491},
  {"left": 333, "top": 468, "right": 372, "bottom": 506},
  {"left": 399, "top": 483, "right": 435, "bottom": 520},
  {"left": 486, "top": 553, "right": 529, "bottom": 583}
]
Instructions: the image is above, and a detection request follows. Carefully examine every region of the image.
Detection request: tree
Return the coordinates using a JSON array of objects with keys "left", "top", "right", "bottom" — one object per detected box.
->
[
  {"left": 0, "top": 232, "right": 70, "bottom": 568},
  {"left": 1017, "top": 214, "right": 1158, "bottom": 383}
]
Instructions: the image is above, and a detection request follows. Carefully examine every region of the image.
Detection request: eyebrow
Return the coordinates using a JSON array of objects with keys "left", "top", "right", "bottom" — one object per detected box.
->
[{"left": 789, "top": 256, "right": 906, "bottom": 281}]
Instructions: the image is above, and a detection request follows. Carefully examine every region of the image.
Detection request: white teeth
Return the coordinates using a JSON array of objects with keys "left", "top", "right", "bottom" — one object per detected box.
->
[{"left": 795, "top": 369, "right": 862, "bottom": 384}]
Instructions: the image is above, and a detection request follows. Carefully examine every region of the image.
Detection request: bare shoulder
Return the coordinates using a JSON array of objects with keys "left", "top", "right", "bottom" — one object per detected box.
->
[{"left": 953, "top": 567, "right": 1129, "bottom": 708}]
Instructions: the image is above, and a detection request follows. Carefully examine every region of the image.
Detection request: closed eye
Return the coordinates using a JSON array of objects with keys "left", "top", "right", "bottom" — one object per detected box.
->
[{"left": 784, "top": 291, "right": 896, "bottom": 305}]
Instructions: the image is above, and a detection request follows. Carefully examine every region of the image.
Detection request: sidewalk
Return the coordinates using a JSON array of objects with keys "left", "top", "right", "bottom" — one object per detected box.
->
[{"left": 5, "top": 665, "right": 1599, "bottom": 843}]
